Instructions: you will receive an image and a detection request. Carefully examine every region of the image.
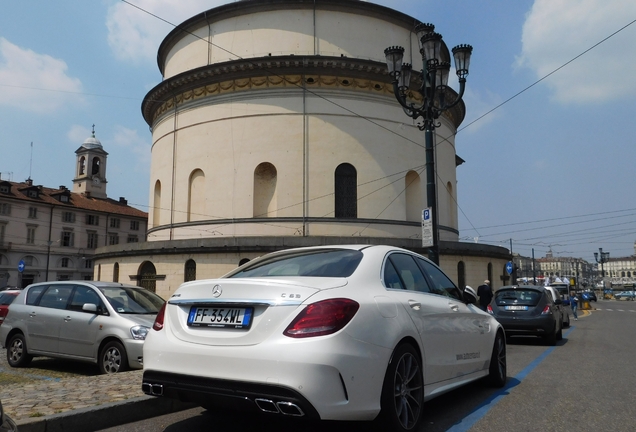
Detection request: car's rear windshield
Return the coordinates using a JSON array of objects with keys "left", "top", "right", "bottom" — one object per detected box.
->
[
  {"left": 228, "top": 249, "right": 363, "bottom": 278},
  {"left": 495, "top": 289, "right": 542, "bottom": 306},
  {"left": 0, "top": 292, "right": 18, "bottom": 305}
]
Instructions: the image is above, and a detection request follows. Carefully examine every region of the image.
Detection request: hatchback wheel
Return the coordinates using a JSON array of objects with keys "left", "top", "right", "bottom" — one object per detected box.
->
[
  {"left": 487, "top": 332, "right": 507, "bottom": 387},
  {"left": 7, "top": 333, "right": 33, "bottom": 367},
  {"left": 99, "top": 341, "right": 128, "bottom": 374},
  {"left": 379, "top": 344, "right": 423, "bottom": 431}
]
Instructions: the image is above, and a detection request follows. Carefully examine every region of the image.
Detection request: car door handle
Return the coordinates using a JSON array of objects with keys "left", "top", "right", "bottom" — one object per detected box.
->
[
  {"left": 408, "top": 300, "right": 421, "bottom": 311},
  {"left": 29, "top": 312, "right": 37, "bottom": 318},
  {"left": 64, "top": 316, "right": 72, "bottom": 322},
  {"left": 450, "top": 304, "right": 459, "bottom": 312}
]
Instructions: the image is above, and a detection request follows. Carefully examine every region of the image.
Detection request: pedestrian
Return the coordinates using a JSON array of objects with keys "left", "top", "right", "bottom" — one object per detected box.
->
[
  {"left": 477, "top": 280, "right": 493, "bottom": 311},
  {"left": 570, "top": 291, "right": 578, "bottom": 320}
]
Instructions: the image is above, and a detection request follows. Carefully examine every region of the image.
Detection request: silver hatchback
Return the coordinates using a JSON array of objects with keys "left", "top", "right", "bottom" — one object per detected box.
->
[{"left": 0, "top": 281, "right": 165, "bottom": 374}]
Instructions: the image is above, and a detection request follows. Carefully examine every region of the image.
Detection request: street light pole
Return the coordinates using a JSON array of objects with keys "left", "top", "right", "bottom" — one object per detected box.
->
[
  {"left": 594, "top": 247, "right": 610, "bottom": 296},
  {"left": 384, "top": 24, "right": 472, "bottom": 265}
]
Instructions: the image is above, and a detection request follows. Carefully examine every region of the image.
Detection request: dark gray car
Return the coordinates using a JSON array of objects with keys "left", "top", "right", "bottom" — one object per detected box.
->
[{"left": 0, "top": 281, "right": 165, "bottom": 374}]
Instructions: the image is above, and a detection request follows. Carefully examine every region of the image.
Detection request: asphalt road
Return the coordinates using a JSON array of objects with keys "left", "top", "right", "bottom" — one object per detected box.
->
[{"left": 8, "top": 299, "right": 635, "bottom": 431}]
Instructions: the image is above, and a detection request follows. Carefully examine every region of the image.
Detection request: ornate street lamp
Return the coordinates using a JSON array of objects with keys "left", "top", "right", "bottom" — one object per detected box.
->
[
  {"left": 593, "top": 247, "right": 610, "bottom": 292},
  {"left": 384, "top": 24, "right": 472, "bottom": 265}
]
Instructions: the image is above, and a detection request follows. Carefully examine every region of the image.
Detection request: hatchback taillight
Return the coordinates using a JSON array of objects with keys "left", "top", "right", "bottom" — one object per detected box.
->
[
  {"left": 541, "top": 305, "right": 551, "bottom": 315},
  {"left": 486, "top": 305, "right": 494, "bottom": 314},
  {"left": 283, "top": 298, "right": 359, "bottom": 338},
  {"left": 152, "top": 302, "right": 167, "bottom": 331}
]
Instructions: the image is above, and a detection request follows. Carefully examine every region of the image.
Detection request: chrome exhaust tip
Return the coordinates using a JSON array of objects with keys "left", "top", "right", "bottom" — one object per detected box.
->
[
  {"left": 277, "top": 401, "right": 304, "bottom": 417},
  {"left": 142, "top": 382, "right": 163, "bottom": 396},
  {"left": 255, "top": 398, "right": 279, "bottom": 413}
]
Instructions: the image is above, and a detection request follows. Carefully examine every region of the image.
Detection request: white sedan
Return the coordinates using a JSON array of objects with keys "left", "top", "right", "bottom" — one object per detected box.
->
[{"left": 142, "top": 245, "right": 506, "bottom": 431}]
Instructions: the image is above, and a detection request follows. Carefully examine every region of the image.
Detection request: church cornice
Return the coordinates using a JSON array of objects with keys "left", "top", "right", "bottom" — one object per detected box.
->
[{"left": 142, "top": 55, "right": 466, "bottom": 129}]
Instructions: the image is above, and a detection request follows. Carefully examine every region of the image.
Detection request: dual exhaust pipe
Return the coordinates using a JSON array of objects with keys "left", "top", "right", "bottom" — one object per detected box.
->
[
  {"left": 141, "top": 383, "right": 304, "bottom": 417},
  {"left": 255, "top": 398, "right": 304, "bottom": 416}
]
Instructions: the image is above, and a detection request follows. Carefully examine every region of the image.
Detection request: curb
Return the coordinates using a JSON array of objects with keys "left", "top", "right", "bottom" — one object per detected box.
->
[{"left": 15, "top": 396, "right": 196, "bottom": 432}]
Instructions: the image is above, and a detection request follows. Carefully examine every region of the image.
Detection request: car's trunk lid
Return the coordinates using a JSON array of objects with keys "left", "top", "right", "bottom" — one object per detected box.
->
[{"left": 165, "top": 277, "right": 347, "bottom": 346}]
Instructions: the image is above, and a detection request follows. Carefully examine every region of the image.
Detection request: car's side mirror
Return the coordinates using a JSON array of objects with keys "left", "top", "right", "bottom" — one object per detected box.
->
[
  {"left": 554, "top": 298, "right": 562, "bottom": 305},
  {"left": 82, "top": 303, "right": 98, "bottom": 313},
  {"left": 463, "top": 286, "right": 478, "bottom": 305}
]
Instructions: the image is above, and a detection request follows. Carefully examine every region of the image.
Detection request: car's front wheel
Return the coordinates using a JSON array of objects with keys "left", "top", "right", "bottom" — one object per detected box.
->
[
  {"left": 7, "top": 333, "right": 33, "bottom": 367},
  {"left": 379, "top": 343, "right": 423, "bottom": 431},
  {"left": 99, "top": 341, "right": 128, "bottom": 374},
  {"left": 486, "top": 331, "right": 507, "bottom": 387}
]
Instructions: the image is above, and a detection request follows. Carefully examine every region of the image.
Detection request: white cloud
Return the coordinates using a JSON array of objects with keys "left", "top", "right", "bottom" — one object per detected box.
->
[
  {"left": 0, "top": 38, "right": 83, "bottom": 113},
  {"left": 111, "top": 125, "right": 151, "bottom": 164},
  {"left": 106, "top": 0, "right": 225, "bottom": 63},
  {"left": 67, "top": 125, "right": 92, "bottom": 145},
  {"left": 518, "top": 0, "right": 636, "bottom": 104}
]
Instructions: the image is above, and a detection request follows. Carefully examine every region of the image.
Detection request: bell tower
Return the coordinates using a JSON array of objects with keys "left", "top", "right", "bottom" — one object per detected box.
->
[{"left": 72, "top": 125, "right": 108, "bottom": 199}]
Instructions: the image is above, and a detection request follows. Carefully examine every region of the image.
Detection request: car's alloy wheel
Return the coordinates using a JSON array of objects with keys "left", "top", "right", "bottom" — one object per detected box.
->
[
  {"left": 7, "top": 333, "right": 33, "bottom": 367},
  {"left": 487, "top": 332, "right": 507, "bottom": 387},
  {"left": 380, "top": 344, "right": 423, "bottom": 431},
  {"left": 99, "top": 341, "right": 128, "bottom": 374}
]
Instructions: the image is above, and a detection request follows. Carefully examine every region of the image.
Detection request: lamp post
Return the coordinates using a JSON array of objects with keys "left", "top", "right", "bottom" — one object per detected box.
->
[
  {"left": 384, "top": 24, "right": 472, "bottom": 265},
  {"left": 594, "top": 247, "right": 610, "bottom": 294}
]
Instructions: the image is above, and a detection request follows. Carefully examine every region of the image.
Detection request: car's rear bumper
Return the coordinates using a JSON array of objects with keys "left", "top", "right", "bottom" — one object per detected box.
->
[
  {"left": 142, "top": 369, "right": 321, "bottom": 419},
  {"left": 496, "top": 315, "right": 556, "bottom": 336},
  {"left": 142, "top": 327, "right": 391, "bottom": 421}
]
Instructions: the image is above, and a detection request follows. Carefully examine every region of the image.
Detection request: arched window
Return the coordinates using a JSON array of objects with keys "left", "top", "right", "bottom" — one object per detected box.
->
[
  {"left": 185, "top": 259, "right": 196, "bottom": 282},
  {"left": 138, "top": 261, "right": 157, "bottom": 293},
  {"left": 239, "top": 258, "right": 250, "bottom": 266},
  {"left": 457, "top": 261, "right": 466, "bottom": 290},
  {"left": 113, "top": 262, "right": 119, "bottom": 282},
  {"left": 405, "top": 171, "right": 422, "bottom": 222},
  {"left": 253, "top": 162, "right": 277, "bottom": 217},
  {"left": 79, "top": 156, "right": 86, "bottom": 175},
  {"left": 188, "top": 169, "right": 205, "bottom": 222},
  {"left": 335, "top": 163, "right": 357, "bottom": 218},
  {"left": 153, "top": 180, "right": 162, "bottom": 227},
  {"left": 91, "top": 157, "right": 100, "bottom": 175}
]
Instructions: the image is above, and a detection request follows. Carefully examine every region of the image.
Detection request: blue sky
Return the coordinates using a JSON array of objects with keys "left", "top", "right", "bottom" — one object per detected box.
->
[{"left": 1, "top": 0, "right": 635, "bottom": 262}]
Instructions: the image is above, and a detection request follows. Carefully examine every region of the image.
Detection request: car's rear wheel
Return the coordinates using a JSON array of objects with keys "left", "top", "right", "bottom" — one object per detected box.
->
[
  {"left": 7, "top": 333, "right": 33, "bottom": 367},
  {"left": 486, "top": 331, "right": 507, "bottom": 387},
  {"left": 99, "top": 341, "right": 128, "bottom": 374},
  {"left": 379, "top": 343, "right": 423, "bottom": 431}
]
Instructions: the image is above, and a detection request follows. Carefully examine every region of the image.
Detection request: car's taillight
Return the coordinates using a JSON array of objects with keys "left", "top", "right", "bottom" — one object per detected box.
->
[
  {"left": 283, "top": 298, "right": 359, "bottom": 338},
  {"left": 486, "top": 305, "right": 494, "bottom": 314},
  {"left": 152, "top": 302, "right": 167, "bottom": 331},
  {"left": 541, "top": 305, "right": 551, "bottom": 315}
]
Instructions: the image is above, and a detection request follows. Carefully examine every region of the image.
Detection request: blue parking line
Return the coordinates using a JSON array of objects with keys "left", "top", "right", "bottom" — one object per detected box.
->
[{"left": 446, "top": 326, "right": 575, "bottom": 432}]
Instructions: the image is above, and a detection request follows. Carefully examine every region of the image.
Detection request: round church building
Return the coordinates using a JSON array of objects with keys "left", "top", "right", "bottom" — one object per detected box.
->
[{"left": 95, "top": 0, "right": 510, "bottom": 298}]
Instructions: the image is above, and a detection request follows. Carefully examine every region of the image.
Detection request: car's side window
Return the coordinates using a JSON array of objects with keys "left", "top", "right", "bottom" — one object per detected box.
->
[
  {"left": 26, "top": 285, "right": 47, "bottom": 305},
  {"left": 383, "top": 260, "right": 405, "bottom": 290},
  {"left": 68, "top": 286, "right": 102, "bottom": 312},
  {"left": 37, "top": 285, "right": 74, "bottom": 310},
  {"left": 387, "top": 253, "right": 431, "bottom": 293},
  {"left": 416, "top": 258, "right": 462, "bottom": 301}
]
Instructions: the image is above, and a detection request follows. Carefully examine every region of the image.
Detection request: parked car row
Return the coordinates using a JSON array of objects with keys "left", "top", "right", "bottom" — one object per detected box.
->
[{"left": 1, "top": 245, "right": 509, "bottom": 431}]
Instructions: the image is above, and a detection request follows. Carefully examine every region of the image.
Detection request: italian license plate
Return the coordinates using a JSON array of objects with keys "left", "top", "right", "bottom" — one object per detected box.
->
[
  {"left": 187, "top": 306, "right": 253, "bottom": 329},
  {"left": 504, "top": 305, "right": 528, "bottom": 311}
]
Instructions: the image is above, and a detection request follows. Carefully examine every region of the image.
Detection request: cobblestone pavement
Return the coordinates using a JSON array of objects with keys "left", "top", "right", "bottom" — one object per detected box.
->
[{"left": 0, "top": 348, "right": 144, "bottom": 422}]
